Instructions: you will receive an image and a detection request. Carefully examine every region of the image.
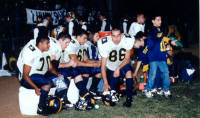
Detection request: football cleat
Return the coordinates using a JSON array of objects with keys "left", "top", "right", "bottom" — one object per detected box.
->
[
  {"left": 123, "top": 97, "right": 132, "bottom": 108},
  {"left": 89, "top": 91, "right": 102, "bottom": 100}
]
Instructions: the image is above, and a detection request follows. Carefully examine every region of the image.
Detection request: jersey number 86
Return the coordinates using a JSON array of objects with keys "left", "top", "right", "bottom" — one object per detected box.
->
[{"left": 109, "top": 48, "right": 126, "bottom": 62}]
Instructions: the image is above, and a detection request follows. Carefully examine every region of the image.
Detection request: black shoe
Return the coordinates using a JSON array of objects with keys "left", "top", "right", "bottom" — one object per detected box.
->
[
  {"left": 37, "top": 105, "right": 48, "bottom": 116},
  {"left": 123, "top": 97, "right": 132, "bottom": 108},
  {"left": 62, "top": 99, "right": 74, "bottom": 110},
  {"left": 89, "top": 91, "right": 102, "bottom": 100}
]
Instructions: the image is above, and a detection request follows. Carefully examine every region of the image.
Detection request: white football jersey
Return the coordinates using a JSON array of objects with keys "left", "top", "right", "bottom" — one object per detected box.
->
[
  {"left": 47, "top": 37, "right": 63, "bottom": 61},
  {"left": 17, "top": 41, "right": 50, "bottom": 80},
  {"left": 128, "top": 22, "right": 145, "bottom": 37},
  {"left": 66, "top": 38, "right": 88, "bottom": 61},
  {"left": 52, "top": 26, "right": 65, "bottom": 38},
  {"left": 98, "top": 34, "right": 135, "bottom": 71}
]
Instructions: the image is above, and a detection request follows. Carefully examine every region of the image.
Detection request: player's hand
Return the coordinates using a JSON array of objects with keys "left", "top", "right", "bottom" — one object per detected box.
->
[
  {"left": 103, "top": 83, "right": 110, "bottom": 91},
  {"left": 133, "top": 72, "right": 137, "bottom": 78},
  {"left": 72, "top": 60, "right": 77, "bottom": 68},
  {"left": 113, "top": 68, "right": 120, "bottom": 78},
  {"left": 171, "top": 40, "right": 178, "bottom": 47},
  {"left": 58, "top": 63, "right": 64, "bottom": 68},
  {"left": 58, "top": 74, "right": 64, "bottom": 80},
  {"left": 92, "top": 62, "right": 101, "bottom": 68},
  {"left": 35, "top": 88, "right": 41, "bottom": 96}
]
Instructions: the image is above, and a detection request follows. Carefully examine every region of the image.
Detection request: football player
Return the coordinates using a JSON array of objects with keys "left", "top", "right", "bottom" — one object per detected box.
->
[
  {"left": 17, "top": 36, "right": 63, "bottom": 115},
  {"left": 97, "top": 28, "right": 135, "bottom": 107},
  {"left": 66, "top": 29, "right": 102, "bottom": 101}
]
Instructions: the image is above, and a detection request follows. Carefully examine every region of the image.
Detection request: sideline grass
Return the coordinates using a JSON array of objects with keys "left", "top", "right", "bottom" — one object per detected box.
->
[{"left": 48, "top": 80, "right": 200, "bottom": 118}]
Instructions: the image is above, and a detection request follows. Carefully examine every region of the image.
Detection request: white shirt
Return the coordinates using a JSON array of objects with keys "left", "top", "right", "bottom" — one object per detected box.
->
[
  {"left": 123, "top": 19, "right": 128, "bottom": 34},
  {"left": 128, "top": 22, "right": 145, "bottom": 37},
  {"left": 52, "top": 26, "right": 65, "bottom": 38},
  {"left": 81, "top": 22, "right": 87, "bottom": 31},
  {"left": 68, "top": 20, "right": 74, "bottom": 37},
  {"left": 66, "top": 38, "right": 88, "bottom": 61},
  {"left": 97, "top": 34, "right": 135, "bottom": 71},
  {"left": 17, "top": 40, "right": 50, "bottom": 80},
  {"left": 100, "top": 19, "right": 107, "bottom": 32}
]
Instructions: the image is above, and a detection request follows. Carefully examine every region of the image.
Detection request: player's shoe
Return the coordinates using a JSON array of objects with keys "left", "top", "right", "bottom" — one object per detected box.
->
[
  {"left": 145, "top": 91, "right": 154, "bottom": 98},
  {"left": 142, "top": 89, "right": 147, "bottom": 95},
  {"left": 163, "top": 90, "right": 172, "bottom": 99},
  {"left": 156, "top": 90, "right": 164, "bottom": 95},
  {"left": 151, "top": 88, "right": 157, "bottom": 94},
  {"left": 37, "top": 105, "right": 48, "bottom": 116},
  {"left": 89, "top": 91, "right": 102, "bottom": 100},
  {"left": 62, "top": 99, "right": 74, "bottom": 109},
  {"left": 123, "top": 97, "right": 132, "bottom": 108}
]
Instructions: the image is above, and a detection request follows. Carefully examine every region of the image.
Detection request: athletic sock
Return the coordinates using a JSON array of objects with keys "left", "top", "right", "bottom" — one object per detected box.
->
[
  {"left": 75, "top": 81, "right": 88, "bottom": 97},
  {"left": 90, "top": 77, "right": 101, "bottom": 92},
  {"left": 126, "top": 78, "right": 134, "bottom": 99}
]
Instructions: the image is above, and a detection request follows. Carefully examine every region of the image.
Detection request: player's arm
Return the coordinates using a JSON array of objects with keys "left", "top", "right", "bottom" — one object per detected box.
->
[
  {"left": 58, "top": 59, "right": 76, "bottom": 68},
  {"left": 48, "top": 62, "right": 62, "bottom": 77},
  {"left": 84, "top": 54, "right": 99, "bottom": 64},
  {"left": 23, "top": 64, "right": 41, "bottom": 95},
  {"left": 69, "top": 54, "right": 99, "bottom": 67},
  {"left": 133, "top": 61, "right": 142, "bottom": 78},
  {"left": 101, "top": 57, "right": 110, "bottom": 91}
]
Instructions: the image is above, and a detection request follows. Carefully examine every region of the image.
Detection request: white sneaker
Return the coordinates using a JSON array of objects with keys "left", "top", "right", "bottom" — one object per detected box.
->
[
  {"left": 145, "top": 91, "right": 153, "bottom": 98},
  {"left": 156, "top": 90, "right": 164, "bottom": 95},
  {"left": 151, "top": 88, "right": 157, "bottom": 94},
  {"left": 142, "top": 89, "right": 147, "bottom": 95},
  {"left": 164, "top": 90, "right": 172, "bottom": 98}
]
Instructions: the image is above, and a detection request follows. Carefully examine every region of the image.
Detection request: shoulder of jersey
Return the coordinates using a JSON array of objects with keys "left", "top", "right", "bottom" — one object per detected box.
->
[
  {"left": 122, "top": 34, "right": 135, "bottom": 44},
  {"left": 70, "top": 37, "right": 79, "bottom": 46},
  {"left": 25, "top": 40, "right": 37, "bottom": 52},
  {"left": 49, "top": 37, "right": 58, "bottom": 44},
  {"left": 98, "top": 36, "right": 111, "bottom": 46}
]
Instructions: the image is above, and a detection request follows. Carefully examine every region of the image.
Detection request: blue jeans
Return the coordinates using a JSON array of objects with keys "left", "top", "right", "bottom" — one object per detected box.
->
[
  {"left": 145, "top": 61, "right": 170, "bottom": 91},
  {"left": 152, "top": 69, "right": 161, "bottom": 89}
]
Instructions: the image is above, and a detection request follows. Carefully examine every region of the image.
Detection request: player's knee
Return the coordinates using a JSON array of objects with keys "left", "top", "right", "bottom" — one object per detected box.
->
[
  {"left": 74, "top": 75, "right": 83, "bottom": 83},
  {"left": 82, "top": 74, "right": 89, "bottom": 78},
  {"left": 95, "top": 73, "right": 101, "bottom": 78},
  {"left": 125, "top": 71, "right": 132, "bottom": 78},
  {"left": 42, "top": 84, "right": 51, "bottom": 91}
]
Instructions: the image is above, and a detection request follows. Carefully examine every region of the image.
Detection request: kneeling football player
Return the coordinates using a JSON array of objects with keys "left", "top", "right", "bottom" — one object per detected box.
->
[{"left": 98, "top": 28, "right": 135, "bottom": 107}]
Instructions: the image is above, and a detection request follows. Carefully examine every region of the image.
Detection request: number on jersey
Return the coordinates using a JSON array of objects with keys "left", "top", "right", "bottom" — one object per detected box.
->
[
  {"left": 77, "top": 49, "right": 87, "bottom": 61},
  {"left": 109, "top": 48, "right": 126, "bottom": 62},
  {"left": 37, "top": 56, "right": 51, "bottom": 71}
]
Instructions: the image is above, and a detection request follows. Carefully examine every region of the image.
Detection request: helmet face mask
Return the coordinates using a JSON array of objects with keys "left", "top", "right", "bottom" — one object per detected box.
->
[{"left": 102, "top": 91, "right": 119, "bottom": 106}]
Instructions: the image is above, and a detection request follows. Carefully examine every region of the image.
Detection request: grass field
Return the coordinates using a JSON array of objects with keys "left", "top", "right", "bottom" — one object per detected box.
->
[{"left": 48, "top": 79, "right": 200, "bottom": 118}]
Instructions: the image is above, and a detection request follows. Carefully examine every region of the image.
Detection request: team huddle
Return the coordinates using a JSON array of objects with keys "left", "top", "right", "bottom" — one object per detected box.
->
[{"left": 17, "top": 12, "right": 181, "bottom": 116}]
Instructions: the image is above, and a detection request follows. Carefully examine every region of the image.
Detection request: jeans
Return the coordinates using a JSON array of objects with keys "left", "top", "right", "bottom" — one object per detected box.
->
[{"left": 145, "top": 61, "right": 170, "bottom": 91}]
